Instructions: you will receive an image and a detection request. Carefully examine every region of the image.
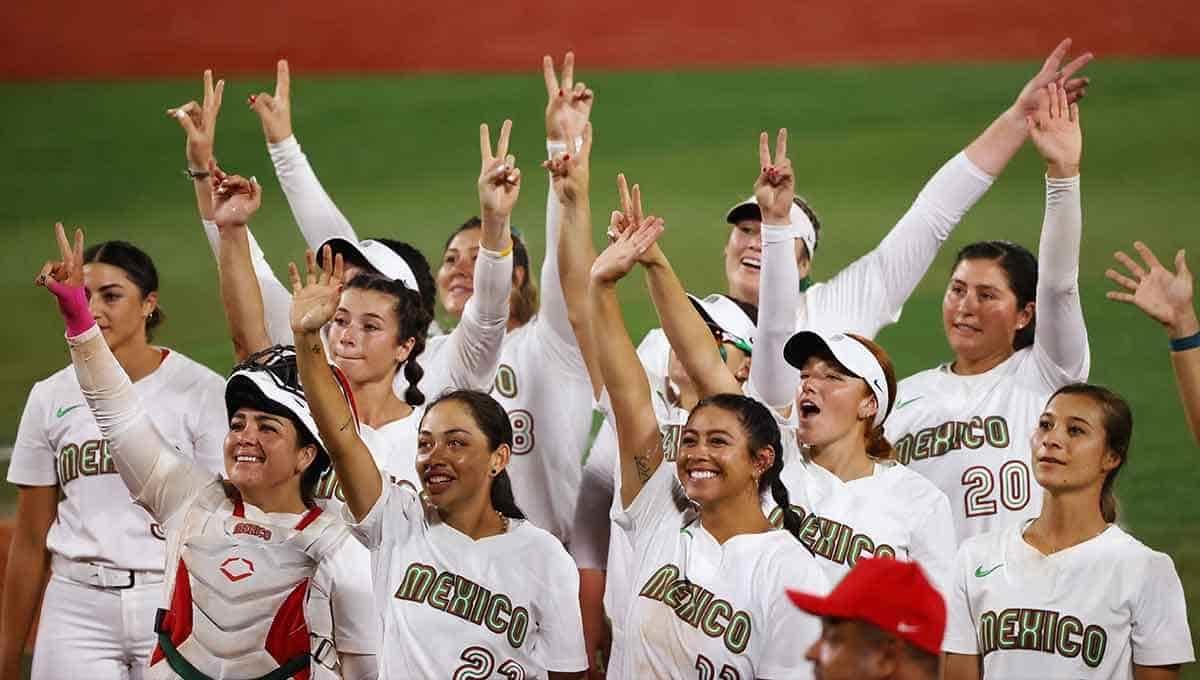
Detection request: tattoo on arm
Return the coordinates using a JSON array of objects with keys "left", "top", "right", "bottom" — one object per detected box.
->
[
  {"left": 339, "top": 416, "right": 354, "bottom": 432},
  {"left": 634, "top": 453, "right": 654, "bottom": 482},
  {"left": 310, "top": 343, "right": 322, "bottom": 354}
]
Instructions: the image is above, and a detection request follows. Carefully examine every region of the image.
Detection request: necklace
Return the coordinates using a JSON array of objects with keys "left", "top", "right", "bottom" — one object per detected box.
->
[{"left": 497, "top": 510, "right": 510, "bottom": 534}]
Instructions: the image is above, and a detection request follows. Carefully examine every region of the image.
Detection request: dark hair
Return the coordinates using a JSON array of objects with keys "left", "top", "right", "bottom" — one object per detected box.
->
[
  {"left": 82, "top": 241, "right": 164, "bottom": 340},
  {"left": 325, "top": 238, "right": 437, "bottom": 324},
  {"left": 422, "top": 389, "right": 526, "bottom": 520},
  {"left": 951, "top": 241, "right": 1039, "bottom": 351},
  {"left": 688, "top": 393, "right": 803, "bottom": 542},
  {"left": 344, "top": 272, "right": 433, "bottom": 407},
  {"left": 224, "top": 377, "right": 329, "bottom": 505},
  {"left": 851, "top": 620, "right": 940, "bottom": 676},
  {"left": 445, "top": 217, "right": 539, "bottom": 326},
  {"left": 1047, "top": 383, "right": 1133, "bottom": 523}
]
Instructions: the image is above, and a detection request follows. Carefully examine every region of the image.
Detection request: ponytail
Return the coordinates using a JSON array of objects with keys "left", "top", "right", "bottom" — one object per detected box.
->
[
  {"left": 769, "top": 475, "right": 803, "bottom": 541},
  {"left": 865, "top": 425, "right": 895, "bottom": 461},
  {"left": 490, "top": 469, "right": 526, "bottom": 521}
]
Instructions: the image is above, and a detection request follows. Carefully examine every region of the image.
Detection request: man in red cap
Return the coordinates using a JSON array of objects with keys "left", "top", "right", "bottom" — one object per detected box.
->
[{"left": 787, "top": 557, "right": 944, "bottom": 680}]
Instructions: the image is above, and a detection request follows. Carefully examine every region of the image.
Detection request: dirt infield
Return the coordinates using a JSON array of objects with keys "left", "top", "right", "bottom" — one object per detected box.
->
[{"left": 2, "top": 0, "right": 1198, "bottom": 80}]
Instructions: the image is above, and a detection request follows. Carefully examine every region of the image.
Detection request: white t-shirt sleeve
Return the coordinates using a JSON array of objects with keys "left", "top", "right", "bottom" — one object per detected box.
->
[
  {"left": 569, "top": 432, "right": 616, "bottom": 570},
  {"left": 323, "top": 540, "right": 382, "bottom": 655},
  {"left": 760, "top": 556, "right": 828, "bottom": 679},
  {"left": 1030, "top": 175, "right": 1090, "bottom": 390},
  {"left": 908, "top": 489, "right": 957, "bottom": 596},
  {"left": 1130, "top": 552, "right": 1195, "bottom": 666},
  {"left": 8, "top": 381, "right": 58, "bottom": 486},
  {"left": 267, "top": 135, "right": 361, "bottom": 249},
  {"left": 942, "top": 541, "right": 981, "bottom": 654},
  {"left": 613, "top": 459, "right": 681, "bottom": 542},
  {"left": 533, "top": 542, "right": 589, "bottom": 672},
  {"left": 343, "top": 471, "right": 422, "bottom": 551},
  {"left": 810, "top": 151, "right": 994, "bottom": 337},
  {"left": 189, "top": 369, "right": 230, "bottom": 476}
]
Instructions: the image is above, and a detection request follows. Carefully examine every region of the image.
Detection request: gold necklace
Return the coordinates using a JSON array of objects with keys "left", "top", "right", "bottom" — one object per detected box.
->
[{"left": 497, "top": 510, "right": 510, "bottom": 534}]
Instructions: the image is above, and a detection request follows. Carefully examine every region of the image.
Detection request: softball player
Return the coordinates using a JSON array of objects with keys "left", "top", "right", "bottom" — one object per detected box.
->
[
  {"left": 3, "top": 236, "right": 226, "bottom": 680},
  {"left": 885, "top": 82, "right": 1090, "bottom": 544},
  {"left": 34, "top": 224, "right": 376, "bottom": 679},
  {"left": 247, "top": 57, "right": 594, "bottom": 543},
  {"left": 587, "top": 210, "right": 827, "bottom": 679},
  {"left": 292, "top": 250, "right": 587, "bottom": 678},
  {"left": 943, "top": 384, "right": 1194, "bottom": 679}
]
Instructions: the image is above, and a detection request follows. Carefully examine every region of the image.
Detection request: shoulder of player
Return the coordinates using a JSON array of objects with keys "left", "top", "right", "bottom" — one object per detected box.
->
[
  {"left": 1093, "top": 526, "right": 1174, "bottom": 570},
  {"left": 874, "top": 462, "right": 951, "bottom": 505},
  {"left": 504, "top": 521, "right": 576, "bottom": 572},
  {"left": 156, "top": 348, "right": 225, "bottom": 390}
]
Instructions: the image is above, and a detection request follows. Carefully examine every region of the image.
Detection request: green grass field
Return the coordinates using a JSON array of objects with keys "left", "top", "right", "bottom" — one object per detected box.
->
[{"left": 2, "top": 59, "right": 1198, "bottom": 669}]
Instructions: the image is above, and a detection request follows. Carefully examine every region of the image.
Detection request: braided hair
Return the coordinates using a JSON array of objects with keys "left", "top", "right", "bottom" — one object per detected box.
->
[{"left": 344, "top": 272, "right": 433, "bottom": 407}]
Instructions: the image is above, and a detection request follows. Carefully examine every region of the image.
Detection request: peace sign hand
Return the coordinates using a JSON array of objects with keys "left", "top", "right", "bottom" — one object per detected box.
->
[
  {"left": 250, "top": 59, "right": 294, "bottom": 144},
  {"left": 36, "top": 222, "right": 85, "bottom": 292},
  {"left": 209, "top": 161, "right": 263, "bottom": 228},
  {"left": 167, "top": 69, "right": 225, "bottom": 170},
  {"left": 288, "top": 245, "right": 346, "bottom": 334},
  {"left": 754, "top": 128, "right": 794, "bottom": 224},
  {"left": 1106, "top": 241, "right": 1198, "bottom": 338},
  {"left": 591, "top": 211, "right": 665, "bottom": 286},
  {"left": 1013, "top": 38, "right": 1092, "bottom": 120},
  {"left": 543, "top": 52, "right": 594, "bottom": 142},
  {"left": 478, "top": 119, "right": 521, "bottom": 219},
  {"left": 543, "top": 121, "right": 593, "bottom": 205}
]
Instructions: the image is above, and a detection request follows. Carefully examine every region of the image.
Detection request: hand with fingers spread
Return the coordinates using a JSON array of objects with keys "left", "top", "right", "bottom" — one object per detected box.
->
[
  {"left": 1106, "top": 242, "right": 1197, "bottom": 339},
  {"left": 591, "top": 209, "right": 665, "bottom": 286},
  {"left": 209, "top": 161, "right": 263, "bottom": 229},
  {"left": 35, "top": 223, "right": 93, "bottom": 335},
  {"left": 167, "top": 69, "right": 225, "bottom": 171},
  {"left": 754, "top": 128, "right": 794, "bottom": 224},
  {"left": 543, "top": 51, "right": 594, "bottom": 142},
  {"left": 1012, "top": 38, "right": 1092, "bottom": 121},
  {"left": 478, "top": 119, "right": 521, "bottom": 221},
  {"left": 249, "top": 59, "right": 294, "bottom": 144},
  {"left": 1027, "top": 82, "right": 1082, "bottom": 177},
  {"left": 543, "top": 122, "right": 593, "bottom": 205},
  {"left": 288, "top": 245, "right": 346, "bottom": 334}
]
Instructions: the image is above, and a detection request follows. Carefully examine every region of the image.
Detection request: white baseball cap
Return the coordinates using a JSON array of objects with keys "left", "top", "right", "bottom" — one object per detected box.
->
[
  {"left": 319, "top": 238, "right": 420, "bottom": 293},
  {"left": 725, "top": 196, "right": 817, "bottom": 258},
  {"left": 783, "top": 331, "right": 891, "bottom": 428},
  {"left": 687, "top": 293, "right": 755, "bottom": 349}
]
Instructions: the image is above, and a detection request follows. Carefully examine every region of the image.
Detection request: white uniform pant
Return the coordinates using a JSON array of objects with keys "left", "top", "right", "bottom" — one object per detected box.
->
[{"left": 31, "top": 574, "right": 160, "bottom": 680}]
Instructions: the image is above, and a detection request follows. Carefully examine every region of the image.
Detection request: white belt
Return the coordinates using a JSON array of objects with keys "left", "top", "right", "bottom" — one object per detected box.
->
[{"left": 52, "top": 556, "right": 164, "bottom": 590}]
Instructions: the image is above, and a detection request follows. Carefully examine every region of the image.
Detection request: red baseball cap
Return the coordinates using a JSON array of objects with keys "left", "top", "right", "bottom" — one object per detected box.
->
[{"left": 785, "top": 558, "right": 946, "bottom": 654}]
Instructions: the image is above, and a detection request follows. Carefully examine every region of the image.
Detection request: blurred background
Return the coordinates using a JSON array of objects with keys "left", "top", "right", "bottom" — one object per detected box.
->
[{"left": 2, "top": 0, "right": 1198, "bottom": 674}]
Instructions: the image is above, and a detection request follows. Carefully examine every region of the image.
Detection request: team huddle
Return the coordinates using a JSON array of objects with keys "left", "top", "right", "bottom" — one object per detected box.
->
[{"left": 2, "top": 38, "right": 1197, "bottom": 680}]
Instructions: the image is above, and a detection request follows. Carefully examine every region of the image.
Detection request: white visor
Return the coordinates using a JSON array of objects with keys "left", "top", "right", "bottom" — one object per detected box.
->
[
  {"left": 687, "top": 293, "right": 755, "bottom": 348},
  {"left": 783, "top": 331, "right": 891, "bottom": 428},
  {"left": 319, "top": 238, "right": 421, "bottom": 293},
  {"left": 725, "top": 196, "right": 817, "bottom": 259}
]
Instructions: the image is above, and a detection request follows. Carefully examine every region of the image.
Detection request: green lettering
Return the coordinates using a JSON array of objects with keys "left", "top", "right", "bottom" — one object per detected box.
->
[
  {"left": 428, "top": 572, "right": 454, "bottom": 610},
  {"left": 724, "top": 611, "right": 752, "bottom": 655},
  {"left": 1057, "top": 615, "right": 1082, "bottom": 658},
  {"left": 394, "top": 563, "right": 436, "bottom": 602},
  {"left": 485, "top": 594, "right": 512, "bottom": 635},
  {"left": 700, "top": 599, "right": 731, "bottom": 638},
  {"left": 1081, "top": 625, "right": 1107, "bottom": 668},
  {"left": 639, "top": 564, "right": 679, "bottom": 601},
  {"left": 506, "top": 607, "right": 529, "bottom": 648}
]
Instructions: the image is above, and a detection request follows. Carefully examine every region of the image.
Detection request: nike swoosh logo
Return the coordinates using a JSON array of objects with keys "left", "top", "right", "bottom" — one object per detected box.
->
[
  {"left": 975, "top": 563, "right": 1003, "bottom": 578},
  {"left": 895, "top": 396, "right": 924, "bottom": 410},
  {"left": 897, "top": 622, "right": 920, "bottom": 633},
  {"left": 56, "top": 404, "right": 84, "bottom": 418}
]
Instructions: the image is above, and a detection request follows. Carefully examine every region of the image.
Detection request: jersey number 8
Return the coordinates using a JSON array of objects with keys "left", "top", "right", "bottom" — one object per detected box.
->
[{"left": 961, "top": 461, "right": 1031, "bottom": 517}]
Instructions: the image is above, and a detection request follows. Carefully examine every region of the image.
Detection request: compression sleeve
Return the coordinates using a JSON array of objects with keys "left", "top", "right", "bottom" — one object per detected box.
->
[
  {"left": 538, "top": 139, "right": 576, "bottom": 347},
  {"left": 66, "top": 326, "right": 214, "bottom": 522},
  {"left": 748, "top": 223, "right": 802, "bottom": 410},
  {"left": 812, "top": 151, "right": 995, "bottom": 337},
  {"left": 202, "top": 220, "right": 295, "bottom": 347},
  {"left": 428, "top": 248, "right": 512, "bottom": 392},
  {"left": 268, "top": 135, "right": 360, "bottom": 249},
  {"left": 1032, "top": 175, "right": 1090, "bottom": 387}
]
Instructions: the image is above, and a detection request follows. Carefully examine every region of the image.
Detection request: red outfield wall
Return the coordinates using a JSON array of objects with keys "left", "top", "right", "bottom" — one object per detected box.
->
[{"left": 2, "top": 0, "right": 1198, "bottom": 80}]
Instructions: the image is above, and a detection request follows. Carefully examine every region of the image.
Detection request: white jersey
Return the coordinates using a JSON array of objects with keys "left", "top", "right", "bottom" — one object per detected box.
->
[
  {"left": 768, "top": 446, "right": 957, "bottom": 594},
  {"left": 8, "top": 349, "right": 226, "bottom": 572},
  {"left": 614, "top": 460, "right": 827, "bottom": 680},
  {"left": 944, "top": 522, "right": 1194, "bottom": 677},
  {"left": 347, "top": 476, "right": 587, "bottom": 679}
]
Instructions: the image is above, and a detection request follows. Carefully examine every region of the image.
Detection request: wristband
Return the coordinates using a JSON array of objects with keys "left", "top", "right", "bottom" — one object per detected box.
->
[
  {"left": 1170, "top": 332, "right": 1200, "bottom": 352},
  {"left": 184, "top": 167, "right": 211, "bottom": 181},
  {"left": 496, "top": 243, "right": 514, "bottom": 258}
]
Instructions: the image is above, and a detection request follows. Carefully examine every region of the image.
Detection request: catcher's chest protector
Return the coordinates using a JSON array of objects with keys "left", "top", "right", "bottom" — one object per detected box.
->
[{"left": 149, "top": 494, "right": 348, "bottom": 680}]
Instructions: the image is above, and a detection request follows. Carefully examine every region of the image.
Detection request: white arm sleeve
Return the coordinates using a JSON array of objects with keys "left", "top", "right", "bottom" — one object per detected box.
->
[
  {"left": 748, "top": 224, "right": 801, "bottom": 410},
  {"left": 66, "top": 326, "right": 214, "bottom": 521},
  {"left": 812, "top": 152, "right": 995, "bottom": 337},
  {"left": 1031, "top": 175, "right": 1090, "bottom": 388},
  {"left": 428, "top": 248, "right": 512, "bottom": 392},
  {"left": 569, "top": 426, "right": 617, "bottom": 570},
  {"left": 202, "top": 220, "right": 295, "bottom": 347},
  {"left": 538, "top": 139, "right": 576, "bottom": 347},
  {"left": 267, "top": 135, "right": 360, "bottom": 249}
]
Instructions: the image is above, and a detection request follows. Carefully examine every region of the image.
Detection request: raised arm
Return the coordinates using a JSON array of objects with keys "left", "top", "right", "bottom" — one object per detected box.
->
[
  {"left": 207, "top": 164, "right": 275, "bottom": 363},
  {"left": 632, "top": 175, "right": 739, "bottom": 399},
  {"left": 1107, "top": 243, "right": 1200, "bottom": 444},
  {"left": 251, "top": 59, "right": 360, "bottom": 248},
  {"left": 1027, "top": 82, "right": 1089, "bottom": 384},
  {"left": 35, "top": 225, "right": 211, "bottom": 520},
  {"left": 290, "top": 247, "right": 382, "bottom": 521},
  {"left": 588, "top": 204, "right": 666, "bottom": 508},
  {"left": 747, "top": 129, "right": 803, "bottom": 411}
]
